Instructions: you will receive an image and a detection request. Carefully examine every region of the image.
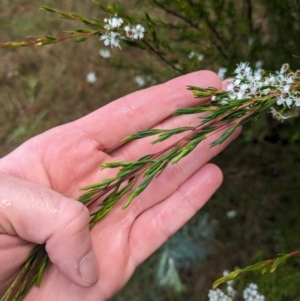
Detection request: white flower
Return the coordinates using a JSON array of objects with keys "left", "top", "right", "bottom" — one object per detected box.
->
[
  {"left": 253, "top": 69, "right": 263, "bottom": 81},
  {"left": 124, "top": 24, "right": 145, "bottom": 40},
  {"left": 280, "top": 63, "right": 289, "bottom": 73},
  {"left": 109, "top": 16, "right": 123, "bottom": 28},
  {"left": 248, "top": 37, "right": 254, "bottom": 47},
  {"left": 99, "top": 48, "right": 111, "bottom": 58},
  {"left": 100, "top": 33, "right": 111, "bottom": 46},
  {"left": 234, "top": 62, "right": 252, "bottom": 78},
  {"left": 188, "top": 50, "right": 204, "bottom": 61},
  {"left": 135, "top": 75, "right": 146, "bottom": 87},
  {"left": 100, "top": 32, "right": 121, "bottom": 48},
  {"left": 208, "top": 289, "right": 232, "bottom": 301},
  {"left": 226, "top": 210, "right": 237, "bottom": 219},
  {"left": 264, "top": 75, "right": 276, "bottom": 85},
  {"left": 105, "top": 16, "right": 123, "bottom": 29},
  {"left": 124, "top": 24, "right": 133, "bottom": 38},
  {"left": 218, "top": 67, "right": 228, "bottom": 80},
  {"left": 132, "top": 24, "right": 145, "bottom": 39},
  {"left": 255, "top": 60, "right": 263, "bottom": 68},
  {"left": 277, "top": 89, "right": 293, "bottom": 107},
  {"left": 110, "top": 31, "right": 121, "bottom": 48},
  {"left": 86, "top": 72, "right": 97, "bottom": 83},
  {"left": 197, "top": 53, "right": 204, "bottom": 61},
  {"left": 243, "top": 283, "right": 265, "bottom": 301},
  {"left": 294, "top": 100, "right": 300, "bottom": 106},
  {"left": 188, "top": 50, "right": 196, "bottom": 59}
]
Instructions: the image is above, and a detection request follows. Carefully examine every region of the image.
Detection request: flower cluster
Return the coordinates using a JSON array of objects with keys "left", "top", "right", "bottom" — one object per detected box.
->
[
  {"left": 99, "top": 15, "right": 145, "bottom": 48},
  {"left": 208, "top": 288, "right": 233, "bottom": 301},
  {"left": 243, "top": 283, "right": 265, "bottom": 301},
  {"left": 208, "top": 275, "right": 265, "bottom": 301},
  {"left": 213, "top": 63, "right": 300, "bottom": 108}
]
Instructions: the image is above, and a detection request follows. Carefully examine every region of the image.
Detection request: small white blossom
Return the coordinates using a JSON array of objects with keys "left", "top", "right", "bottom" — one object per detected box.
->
[
  {"left": 100, "top": 33, "right": 111, "bottom": 46},
  {"left": 248, "top": 37, "right": 254, "bottom": 47},
  {"left": 277, "top": 88, "right": 293, "bottom": 107},
  {"left": 99, "top": 48, "right": 111, "bottom": 58},
  {"left": 294, "top": 92, "right": 300, "bottom": 106},
  {"left": 105, "top": 16, "right": 123, "bottom": 29},
  {"left": 110, "top": 31, "right": 121, "bottom": 48},
  {"left": 218, "top": 67, "right": 228, "bottom": 80},
  {"left": 188, "top": 50, "right": 204, "bottom": 61},
  {"left": 86, "top": 72, "right": 97, "bottom": 84},
  {"left": 134, "top": 74, "right": 157, "bottom": 87},
  {"left": 234, "top": 62, "right": 252, "bottom": 78},
  {"left": 135, "top": 75, "right": 146, "bottom": 87},
  {"left": 124, "top": 24, "right": 133, "bottom": 38},
  {"left": 280, "top": 63, "right": 289, "bottom": 73},
  {"left": 255, "top": 60, "right": 263, "bottom": 69},
  {"left": 132, "top": 24, "right": 145, "bottom": 39},
  {"left": 226, "top": 210, "right": 237, "bottom": 219},
  {"left": 253, "top": 69, "right": 263, "bottom": 81},
  {"left": 100, "top": 32, "right": 121, "bottom": 48},
  {"left": 197, "top": 53, "right": 204, "bottom": 61}
]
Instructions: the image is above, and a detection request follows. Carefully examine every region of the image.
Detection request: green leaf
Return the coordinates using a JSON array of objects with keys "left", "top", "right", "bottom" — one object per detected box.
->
[
  {"left": 174, "top": 104, "right": 213, "bottom": 115},
  {"left": 74, "top": 37, "right": 88, "bottom": 43},
  {"left": 123, "top": 173, "right": 155, "bottom": 208},
  {"left": 45, "top": 35, "right": 56, "bottom": 40},
  {"left": 122, "top": 129, "right": 164, "bottom": 141},
  {"left": 152, "top": 127, "right": 194, "bottom": 144},
  {"left": 171, "top": 144, "right": 197, "bottom": 163},
  {"left": 40, "top": 6, "right": 57, "bottom": 13},
  {"left": 213, "top": 269, "right": 242, "bottom": 289},
  {"left": 210, "top": 123, "right": 239, "bottom": 147},
  {"left": 187, "top": 85, "right": 218, "bottom": 97}
]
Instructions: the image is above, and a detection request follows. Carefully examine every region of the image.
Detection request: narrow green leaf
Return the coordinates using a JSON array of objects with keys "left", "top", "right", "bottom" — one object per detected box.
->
[
  {"left": 101, "top": 161, "right": 132, "bottom": 168},
  {"left": 210, "top": 123, "right": 239, "bottom": 147},
  {"left": 45, "top": 35, "right": 56, "bottom": 40},
  {"left": 40, "top": 6, "right": 57, "bottom": 13},
  {"left": 171, "top": 144, "right": 196, "bottom": 163},
  {"left": 122, "top": 129, "right": 164, "bottom": 141},
  {"left": 187, "top": 85, "right": 218, "bottom": 97},
  {"left": 174, "top": 104, "right": 213, "bottom": 115},
  {"left": 79, "top": 177, "right": 117, "bottom": 191},
  {"left": 152, "top": 127, "right": 194, "bottom": 144},
  {"left": 212, "top": 269, "right": 242, "bottom": 289},
  {"left": 123, "top": 173, "right": 155, "bottom": 208},
  {"left": 74, "top": 37, "right": 88, "bottom": 43}
]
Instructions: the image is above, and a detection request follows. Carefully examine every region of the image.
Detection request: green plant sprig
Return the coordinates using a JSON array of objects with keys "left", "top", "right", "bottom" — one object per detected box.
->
[
  {"left": 0, "top": 6, "right": 106, "bottom": 48},
  {"left": 212, "top": 249, "right": 300, "bottom": 289},
  {"left": 2, "top": 64, "right": 300, "bottom": 301}
]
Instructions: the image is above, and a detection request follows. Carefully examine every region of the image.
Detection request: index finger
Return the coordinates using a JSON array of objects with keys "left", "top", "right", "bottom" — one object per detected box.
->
[{"left": 74, "top": 70, "right": 221, "bottom": 152}]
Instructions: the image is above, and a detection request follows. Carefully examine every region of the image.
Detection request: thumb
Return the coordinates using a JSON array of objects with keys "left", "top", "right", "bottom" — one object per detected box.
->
[{"left": 0, "top": 172, "right": 98, "bottom": 287}]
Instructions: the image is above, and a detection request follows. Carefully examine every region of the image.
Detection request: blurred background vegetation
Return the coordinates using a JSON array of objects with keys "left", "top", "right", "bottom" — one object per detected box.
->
[{"left": 0, "top": 0, "right": 300, "bottom": 300}]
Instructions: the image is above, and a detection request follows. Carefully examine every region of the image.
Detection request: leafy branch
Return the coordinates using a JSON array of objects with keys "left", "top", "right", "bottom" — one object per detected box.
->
[
  {"left": 212, "top": 249, "right": 300, "bottom": 289},
  {"left": 0, "top": 6, "right": 105, "bottom": 48}
]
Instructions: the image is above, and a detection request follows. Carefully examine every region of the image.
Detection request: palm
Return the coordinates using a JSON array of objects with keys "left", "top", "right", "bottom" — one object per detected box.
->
[{"left": 0, "top": 71, "right": 238, "bottom": 300}]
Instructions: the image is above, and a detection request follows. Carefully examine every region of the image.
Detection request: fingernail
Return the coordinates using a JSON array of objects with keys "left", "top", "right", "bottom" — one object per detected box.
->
[{"left": 79, "top": 251, "right": 99, "bottom": 285}]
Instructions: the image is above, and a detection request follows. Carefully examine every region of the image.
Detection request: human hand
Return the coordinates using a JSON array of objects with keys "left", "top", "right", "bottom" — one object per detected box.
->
[{"left": 0, "top": 70, "right": 240, "bottom": 300}]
